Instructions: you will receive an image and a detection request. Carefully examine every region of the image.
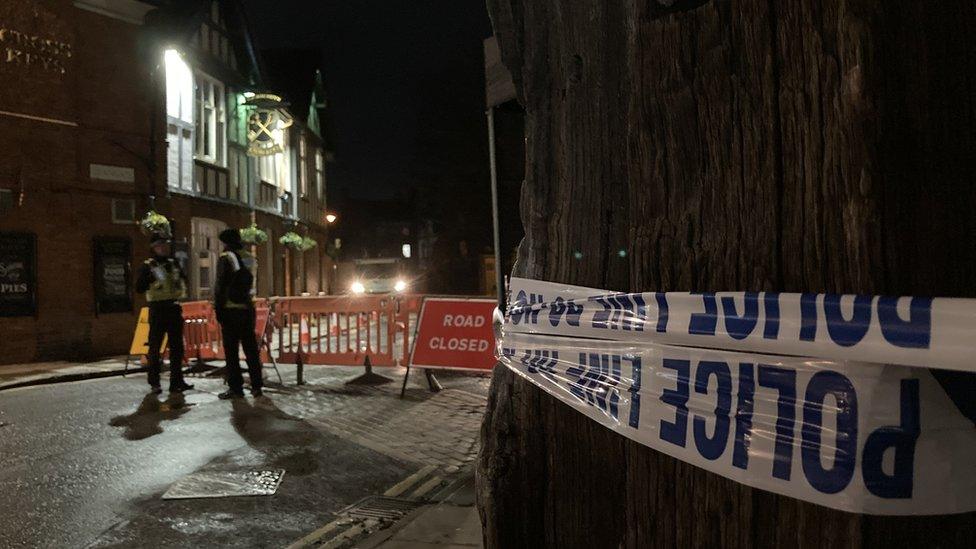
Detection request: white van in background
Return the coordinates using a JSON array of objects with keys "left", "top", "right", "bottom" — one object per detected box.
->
[{"left": 346, "top": 258, "right": 409, "bottom": 295}]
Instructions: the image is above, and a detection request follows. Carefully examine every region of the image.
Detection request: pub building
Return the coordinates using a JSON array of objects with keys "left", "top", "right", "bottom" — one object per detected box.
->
[{"left": 0, "top": 0, "right": 334, "bottom": 365}]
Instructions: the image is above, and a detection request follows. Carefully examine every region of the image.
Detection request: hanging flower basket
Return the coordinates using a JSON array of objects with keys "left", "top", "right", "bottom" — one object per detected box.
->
[
  {"left": 240, "top": 224, "right": 269, "bottom": 244},
  {"left": 139, "top": 210, "right": 171, "bottom": 238},
  {"left": 279, "top": 231, "right": 305, "bottom": 250},
  {"left": 299, "top": 236, "right": 317, "bottom": 252}
]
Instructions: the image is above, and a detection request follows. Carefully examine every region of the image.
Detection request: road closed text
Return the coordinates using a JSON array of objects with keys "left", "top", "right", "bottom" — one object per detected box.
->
[
  {"left": 428, "top": 336, "right": 490, "bottom": 352},
  {"left": 410, "top": 297, "right": 498, "bottom": 371}
]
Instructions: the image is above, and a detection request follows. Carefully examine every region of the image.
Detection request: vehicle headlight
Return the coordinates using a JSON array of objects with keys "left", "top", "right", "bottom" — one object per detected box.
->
[
  {"left": 351, "top": 281, "right": 366, "bottom": 294},
  {"left": 394, "top": 280, "right": 407, "bottom": 292}
]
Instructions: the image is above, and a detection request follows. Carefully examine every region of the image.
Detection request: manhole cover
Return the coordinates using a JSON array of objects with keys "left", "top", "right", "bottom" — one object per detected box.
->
[
  {"left": 162, "top": 469, "right": 285, "bottom": 500},
  {"left": 340, "top": 496, "right": 423, "bottom": 521}
]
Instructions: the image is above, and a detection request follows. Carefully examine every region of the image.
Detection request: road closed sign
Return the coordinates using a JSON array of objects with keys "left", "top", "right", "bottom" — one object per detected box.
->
[{"left": 410, "top": 297, "right": 498, "bottom": 371}]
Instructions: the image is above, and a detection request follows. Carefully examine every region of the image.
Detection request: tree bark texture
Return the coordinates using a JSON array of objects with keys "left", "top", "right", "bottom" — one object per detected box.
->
[{"left": 477, "top": 1, "right": 976, "bottom": 547}]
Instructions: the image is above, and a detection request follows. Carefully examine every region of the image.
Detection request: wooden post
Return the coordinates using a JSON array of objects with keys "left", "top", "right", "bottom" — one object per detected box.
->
[{"left": 478, "top": 1, "right": 976, "bottom": 547}]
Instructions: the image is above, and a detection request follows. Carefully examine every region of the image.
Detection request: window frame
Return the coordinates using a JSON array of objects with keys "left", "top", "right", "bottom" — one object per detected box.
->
[
  {"left": 193, "top": 71, "right": 226, "bottom": 167},
  {"left": 315, "top": 150, "right": 325, "bottom": 203},
  {"left": 164, "top": 49, "right": 195, "bottom": 191},
  {"left": 298, "top": 135, "right": 308, "bottom": 198}
]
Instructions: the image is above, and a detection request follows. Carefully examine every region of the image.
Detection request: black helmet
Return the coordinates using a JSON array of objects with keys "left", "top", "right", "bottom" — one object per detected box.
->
[{"left": 219, "top": 228, "right": 243, "bottom": 247}]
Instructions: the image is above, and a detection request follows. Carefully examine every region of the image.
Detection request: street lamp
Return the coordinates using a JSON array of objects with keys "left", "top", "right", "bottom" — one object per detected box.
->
[{"left": 325, "top": 213, "right": 337, "bottom": 224}]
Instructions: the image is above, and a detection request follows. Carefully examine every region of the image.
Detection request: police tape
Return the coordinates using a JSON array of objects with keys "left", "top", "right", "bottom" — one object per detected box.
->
[
  {"left": 506, "top": 277, "right": 976, "bottom": 372},
  {"left": 498, "top": 332, "right": 976, "bottom": 515}
]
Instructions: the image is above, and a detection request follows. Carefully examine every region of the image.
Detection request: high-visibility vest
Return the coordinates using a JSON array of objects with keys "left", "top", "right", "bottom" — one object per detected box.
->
[{"left": 145, "top": 258, "right": 187, "bottom": 302}]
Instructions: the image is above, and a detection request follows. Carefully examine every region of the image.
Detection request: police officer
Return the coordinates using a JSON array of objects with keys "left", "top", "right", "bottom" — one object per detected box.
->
[
  {"left": 135, "top": 234, "right": 194, "bottom": 395},
  {"left": 213, "top": 228, "right": 264, "bottom": 399}
]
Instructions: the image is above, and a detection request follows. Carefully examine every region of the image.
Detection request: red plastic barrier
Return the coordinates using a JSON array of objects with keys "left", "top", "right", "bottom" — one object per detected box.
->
[
  {"left": 276, "top": 294, "right": 419, "bottom": 367},
  {"left": 176, "top": 300, "right": 271, "bottom": 363},
  {"left": 181, "top": 301, "right": 220, "bottom": 361}
]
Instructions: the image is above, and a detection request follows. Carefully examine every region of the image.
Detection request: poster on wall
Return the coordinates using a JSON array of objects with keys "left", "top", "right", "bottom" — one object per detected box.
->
[
  {"left": 93, "top": 237, "right": 132, "bottom": 314},
  {"left": 0, "top": 232, "right": 37, "bottom": 317}
]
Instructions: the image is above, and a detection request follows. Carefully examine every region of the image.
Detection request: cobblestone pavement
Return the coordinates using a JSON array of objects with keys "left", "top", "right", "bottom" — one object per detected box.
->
[
  {"left": 270, "top": 365, "right": 491, "bottom": 473},
  {"left": 181, "top": 362, "right": 491, "bottom": 472}
]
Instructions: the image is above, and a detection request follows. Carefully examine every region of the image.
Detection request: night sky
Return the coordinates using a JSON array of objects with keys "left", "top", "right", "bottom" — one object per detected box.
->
[{"left": 242, "top": 0, "right": 494, "bottom": 201}]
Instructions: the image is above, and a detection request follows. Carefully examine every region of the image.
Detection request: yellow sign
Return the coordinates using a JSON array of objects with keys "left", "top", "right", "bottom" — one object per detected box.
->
[
  {"left": 0, "top": 27, "right": 73, "bottom": 75},
  {"left": 128, "top": 307, "right": 165, "bottom": 355},
  {"left": 246, "top": 93, "right": 293, "bottom": 157}
]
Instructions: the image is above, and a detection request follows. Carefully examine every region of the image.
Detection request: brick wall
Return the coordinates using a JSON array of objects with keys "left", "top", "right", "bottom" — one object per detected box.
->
[
  {"left": 0, "top": 1, "right": 332, "bottom": 366},
  {"left": 0, "top": 1, "right": 150, "bottom": 365}
]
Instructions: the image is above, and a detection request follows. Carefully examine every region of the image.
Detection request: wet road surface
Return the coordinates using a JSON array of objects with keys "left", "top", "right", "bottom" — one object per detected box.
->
[{"left": 0, "top": 375, "right": 411, "bottom": 548}]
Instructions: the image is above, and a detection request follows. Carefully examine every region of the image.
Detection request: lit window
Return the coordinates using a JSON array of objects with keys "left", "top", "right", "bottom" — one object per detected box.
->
[
  {"left": 258, "top": 128, "right": 290, "bottom": 212},
  {"left": 315, "top": 150, "right": 325, "bottom": 203},
  {"left": 299, "top": 136, "right": 308, "bottom": 197},
  {"left": 402, "top": 244, "right": 411, "bottom": 258},
  {"left": 194, "top": 72, "right": 226, "bottom": 166},
  {"left": 164, "top": 50, "right": 194, "bottom": 191},
  {"left": 164, "top": 50, "right": 192, "bottom": 122}
]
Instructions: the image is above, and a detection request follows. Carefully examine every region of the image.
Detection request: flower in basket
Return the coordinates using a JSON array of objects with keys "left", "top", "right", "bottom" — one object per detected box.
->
[
  {"left": 139, "top": 210, "right": 171, "bottom": 238},
  {"left": 279, "top": 231, "right": 305, "bottom": 249},
  {"left": 299, "top": 236, "right": 317, "bottom": 252},
  {"left": 240, "top": 224, "right": 269, "bottom": 244}
]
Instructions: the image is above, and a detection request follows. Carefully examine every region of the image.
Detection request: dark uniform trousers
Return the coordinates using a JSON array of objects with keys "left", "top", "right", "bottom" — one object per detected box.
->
[
  {"left": 222, "top": 308, "right": 263, "bottom": 393},
  {"left": 147, "top": 302, "right": 186, "bottom": 388}
]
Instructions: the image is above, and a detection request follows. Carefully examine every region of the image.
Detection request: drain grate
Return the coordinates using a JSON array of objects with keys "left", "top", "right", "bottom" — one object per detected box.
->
[
  {"left": 162, "top": 469, "right": 285, "bottom": 500},
  {"left": 340, "top": 496, "right": 423, "bottom": 521}
]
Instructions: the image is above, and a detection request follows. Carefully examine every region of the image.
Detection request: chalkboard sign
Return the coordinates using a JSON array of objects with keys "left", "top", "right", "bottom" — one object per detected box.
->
[
  {"left": 0, "top": 233, "right": 36, "bottom": 317},
  {"left": 94, "top": 237, "right": 132, "bottom": 314}
]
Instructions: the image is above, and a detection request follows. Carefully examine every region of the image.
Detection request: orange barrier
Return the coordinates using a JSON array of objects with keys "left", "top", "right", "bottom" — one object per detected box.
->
[
  {"left": 181, "top": 301, "right": 221, "bottom": 361},
  {"left": 395, "top": 294, "right": 424, "bottom": 361},
  {"left": 175, "top": 300, "right": 272, "bottom": 363},
  {"left": 276, "top": 294, "right": 419, "bottom": 367}
]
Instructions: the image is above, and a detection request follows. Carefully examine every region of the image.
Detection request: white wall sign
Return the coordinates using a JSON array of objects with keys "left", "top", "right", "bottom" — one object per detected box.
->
[{"left": 90, "top": 164, "right": 135, "bottom": 183}]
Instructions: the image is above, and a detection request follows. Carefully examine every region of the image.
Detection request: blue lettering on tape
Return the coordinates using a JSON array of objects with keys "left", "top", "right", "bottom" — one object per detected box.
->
[
  {"left": 801, "top": 371, "right": 858, "bottom": 494},
  {"left": 758, "top": 365, "right": 797, "bottom": 481},
  {"left": 877, "top": 297, "right": 932, "bottom": 349},
  {"left": 655, "top": 292, "right": 669, "bottom": 333},
  {"left": 689, "top": 293, "right": 718, "bottom": 336},
  {"left": 549, "top": 297, "right": 567, "bottom": 327},
  {"left": 592, "top": 294, "right": 647, "bottom": 331},
  {"left": 627, "top": 355, "right": 642, "bottom": 429},
  {"left": 722, "top": 292, "right": 759, "bottom": 340},
  {"left": 522, "top": 349, "right": 559, "bottom": 382},
  {"left": 800, "top": 293, "right": 818, "bottom": 341},
  {"left": 824, "top": 294, "right": 873, "bottom": 347},
  {"left": 762, "top": 293, "right": 780, "bottom": 339},
  {"left": 660, "top": 358, "right": 691, "bottom": 447},
  {"left": 693, "top": 360, "right": 732, "bottom": 460},
  {"left": 565, "top": 300, "right": 583, "bottom": 326},
  {"left": 567, "top": 353, "right": 622, "bottom": 419},
  {"left": 862, "top": 379, "right": 920, "bottom": 499},
  {"left": 732, "top": 362, "right": 755, "bottom": 470},
  {"left": 510, "top": 290, "right": 527, "bottom": 325}
]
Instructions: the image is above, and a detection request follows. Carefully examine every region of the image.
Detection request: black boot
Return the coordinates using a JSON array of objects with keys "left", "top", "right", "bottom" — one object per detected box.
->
[
  {"left": 170, "top": 381, "right": 195, "bottom": 393},
  {"left": 218, "top": 389, "right": 244, "bottom": 400},
  {"left": 149, "top": 385, "right": 162, "bottom": 395}
]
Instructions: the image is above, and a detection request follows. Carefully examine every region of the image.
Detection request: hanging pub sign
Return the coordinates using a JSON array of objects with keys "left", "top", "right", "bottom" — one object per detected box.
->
[
  {"left": 93, "top": 237, "right": 132, "bottom": 314},
  {"left": 0, "top": 232, "right": 36, "bottom": 317},
  {"left": 245, "top": 93, "right": 293, "bottom": 157}
]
